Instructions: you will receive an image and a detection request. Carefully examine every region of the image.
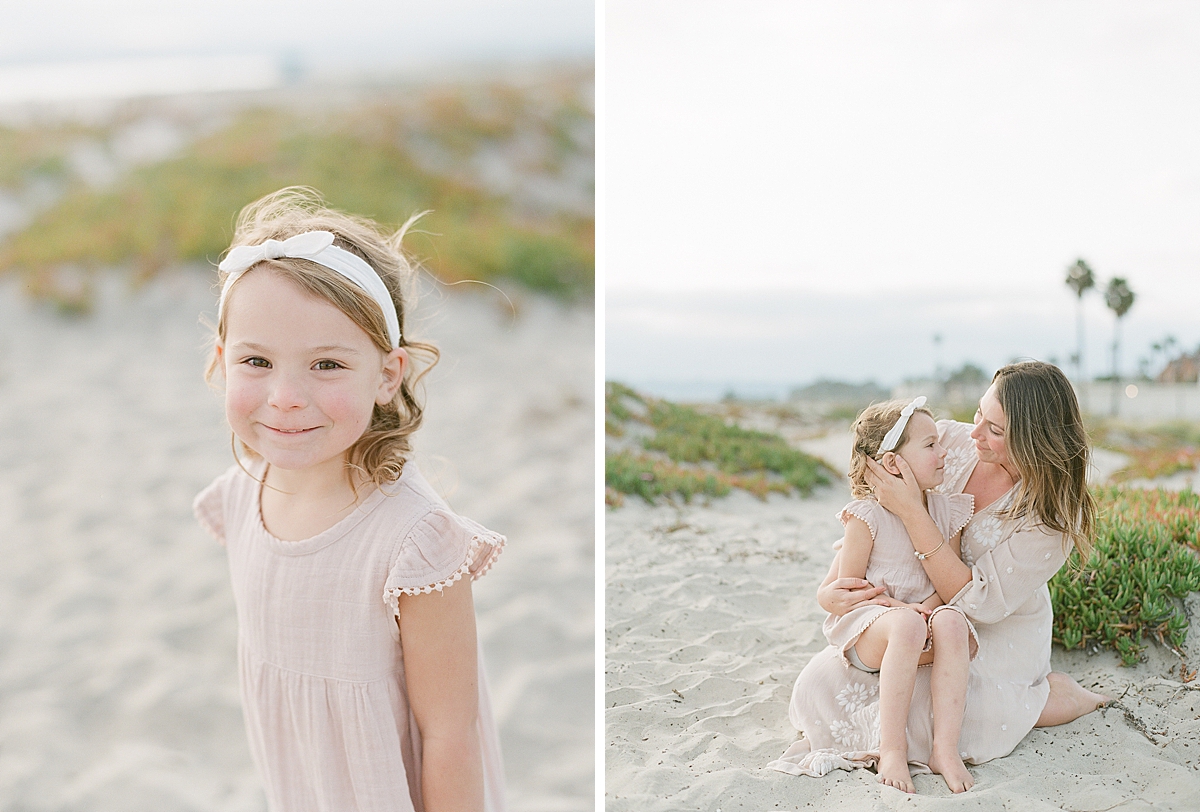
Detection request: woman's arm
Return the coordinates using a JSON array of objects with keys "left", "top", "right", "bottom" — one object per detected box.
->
[
  {"left": 816, "top": 552, "right": 890, "bottom": 615},
  {"left": 399, "top": 578, "right": 484, "bottom": 812},
  {"left": 865, "top": 456, "right": 972, "bottom": 603}
]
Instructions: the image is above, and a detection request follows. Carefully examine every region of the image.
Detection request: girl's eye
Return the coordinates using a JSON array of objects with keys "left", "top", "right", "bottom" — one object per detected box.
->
[
  {"left": 314, "top": 360, "right": 342, "bottom": 371},
  {"left": 245, "top": 357, "right": 270, "bottom": 368}
]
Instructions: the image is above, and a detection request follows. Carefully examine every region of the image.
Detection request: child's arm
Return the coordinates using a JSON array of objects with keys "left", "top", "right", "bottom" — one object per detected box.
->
[
  {"left": 398, "top": 578, "right": 484, "bottom": 812},
  {"left": 912, "top": 529, "right": 961, "bottom": 613},
  {"left": 838, "top": 516, "right": 874, "bottom": 582}
]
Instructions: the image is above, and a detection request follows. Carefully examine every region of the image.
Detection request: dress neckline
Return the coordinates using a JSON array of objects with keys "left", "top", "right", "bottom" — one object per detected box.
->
[{"left": 247, "top": 458, "right": 398, "bottom": 556}]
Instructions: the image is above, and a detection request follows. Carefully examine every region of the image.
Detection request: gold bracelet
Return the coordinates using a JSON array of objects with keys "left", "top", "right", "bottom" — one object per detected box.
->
[{"left": 913, "top": 538, "right": 945, "bottom": 561}]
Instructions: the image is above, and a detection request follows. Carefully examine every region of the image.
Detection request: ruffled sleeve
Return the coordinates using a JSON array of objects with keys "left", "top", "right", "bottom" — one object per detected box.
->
[
  {"left": 193, "top": 472, "right": 229, "bottom": 545},
  {"left": 949, "top": 520, "right": 1069, "bottom": 624},
  {"left": 383, "top": 509, "right": 505, "bottom": 616},
  {"left": 836, "top": 499, "right": 879, "bottom": 540},
  {"left": 926, "top": 492, "right": 975, "bottom": 540}
]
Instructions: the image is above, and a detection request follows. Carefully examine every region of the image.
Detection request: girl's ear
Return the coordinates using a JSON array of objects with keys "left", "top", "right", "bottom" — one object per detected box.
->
[
  {"left": 880, "top": 451, "right": 902, "bottom": 476},
  {"left": 377, "top": 347, "right": 408, "bottom": 405}
]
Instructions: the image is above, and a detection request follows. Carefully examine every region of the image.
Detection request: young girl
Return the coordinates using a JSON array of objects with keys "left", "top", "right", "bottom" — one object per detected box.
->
[
  {"left": 193, "top": 187, "right": 506, "bottom": 812},
  {"left": 824, "top": 397, "right": 977, "bottom": 794}
]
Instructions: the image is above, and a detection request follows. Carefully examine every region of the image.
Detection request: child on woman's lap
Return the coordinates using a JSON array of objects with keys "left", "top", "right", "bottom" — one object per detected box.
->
[
  {"left": 824, "top": 397, "right": 977, "bottom": 794},
  {"left": 193, "top": 188, "right": 505, "bottom": 811}
]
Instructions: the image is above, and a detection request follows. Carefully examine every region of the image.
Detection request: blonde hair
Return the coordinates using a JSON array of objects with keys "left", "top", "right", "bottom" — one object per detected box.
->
[
  {"left": 992, "top": 361, "right": 1096, "bottom": 563},
  {"left": 205, "top": 187, "right": 439, "bottom": 486},
  {"left": 848, "top": 399, "right": 934, "bottom": 499}
]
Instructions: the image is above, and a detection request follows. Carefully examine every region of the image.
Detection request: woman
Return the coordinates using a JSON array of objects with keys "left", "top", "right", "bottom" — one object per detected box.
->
[{"left": 768, "top": 361, "right": 1109, "bottom": 787}]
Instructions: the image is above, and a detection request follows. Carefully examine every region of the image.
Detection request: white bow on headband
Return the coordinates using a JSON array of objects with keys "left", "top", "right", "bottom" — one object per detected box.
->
[
  {"left": 217, "top": 230, "right": 401, "bottom": 348},
  {"left": 878, "top": 396, "right": 927, "bottom": 454}
]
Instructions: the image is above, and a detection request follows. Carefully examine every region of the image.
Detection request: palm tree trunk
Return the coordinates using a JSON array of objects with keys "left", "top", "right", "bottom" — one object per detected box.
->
[{"left": 1110, "top": 319, "right": 1121, "bottom": 417}]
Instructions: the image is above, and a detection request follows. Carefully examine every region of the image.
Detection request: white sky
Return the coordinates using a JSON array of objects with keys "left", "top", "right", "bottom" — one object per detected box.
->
[
  {"left": 606, "top": 1, "right": 1200, "bottom": 298},
  {"left": 0, "top": 1, "right": 594, "bottom": 69}
]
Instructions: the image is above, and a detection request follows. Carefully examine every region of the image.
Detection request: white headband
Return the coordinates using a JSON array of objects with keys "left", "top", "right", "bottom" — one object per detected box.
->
[
  {"left": 217, "top": 230, "right": 401, "bottom": 348},
  {"left": 878, "top": 396, "right": 927, "bottom": 454}
]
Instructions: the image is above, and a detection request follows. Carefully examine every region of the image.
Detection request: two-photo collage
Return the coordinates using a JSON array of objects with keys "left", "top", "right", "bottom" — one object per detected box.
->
[{"left": 2, "top": 2, "right": 1200, "bottom": 811}]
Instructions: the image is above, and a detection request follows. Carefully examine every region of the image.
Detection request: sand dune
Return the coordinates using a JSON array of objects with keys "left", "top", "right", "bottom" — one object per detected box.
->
[
  {"left": 0, "top": 269, "right": 593, "bottom": 811},
  {"left": 606, "top": 484, "right": 1200, "bottom": 811}
]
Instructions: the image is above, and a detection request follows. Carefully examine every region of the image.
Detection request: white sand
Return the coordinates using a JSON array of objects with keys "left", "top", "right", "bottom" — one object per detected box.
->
[
  {"left": 606, "top": 481, "right": 1200, "bottom": 811},
  {"left": 0, "top": 269, "right": 593, "bottom": 811}
]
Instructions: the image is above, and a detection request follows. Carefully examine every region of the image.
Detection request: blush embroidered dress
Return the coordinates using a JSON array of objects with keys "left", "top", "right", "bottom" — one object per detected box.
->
[
  {"left": 768, "top": 421, "right": 1070, "bottom": 778},
  {"left": 194, "top": 459, "right": 506, "bottom": 812},
  {"left": 823, "top": 493, "right": 977, "bottom": 666}
]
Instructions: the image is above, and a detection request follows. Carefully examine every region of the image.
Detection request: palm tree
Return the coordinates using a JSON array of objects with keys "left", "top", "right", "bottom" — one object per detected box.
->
[
  {"left": 1104, "top": 277, "right": 1135, "bottom": 415},
  {"left": 1065, "top": 259, "right": 1095, "bottom": 380}
]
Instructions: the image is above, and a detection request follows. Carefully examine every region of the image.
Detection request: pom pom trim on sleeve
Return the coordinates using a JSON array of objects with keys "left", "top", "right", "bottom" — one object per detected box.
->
[
  {"left": 837, "top": 500, "right": 878, "bottom": 540},
  {"left": 948, "top": 493, "right": 976, "bottom": 538},
  {"left": 383, "top": 529, "right": 505, "bottom": 616}
]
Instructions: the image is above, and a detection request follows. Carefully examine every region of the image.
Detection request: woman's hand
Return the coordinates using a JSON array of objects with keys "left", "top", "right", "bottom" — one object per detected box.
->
[
  {"left": 865, "top": 455, "right": 925, "bottom": 520},
  {"left": 817, "top": 576, "right": 889, "bottom": 616}
]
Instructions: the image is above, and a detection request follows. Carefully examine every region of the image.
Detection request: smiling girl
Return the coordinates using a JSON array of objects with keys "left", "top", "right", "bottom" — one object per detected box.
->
[
  {"left": 194, "top": 188, "right": 505, "bottom": 812},
  {"left": 821, "top": 397, "right": 978, "bottom": 793}
]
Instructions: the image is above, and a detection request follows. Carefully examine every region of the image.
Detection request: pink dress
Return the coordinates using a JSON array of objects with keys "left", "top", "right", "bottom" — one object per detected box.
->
[
  {"left": 823, "top": 494, "right": 978, "bottom": 666},
  {"left": 194, "top": 459, "right": 506, "bottom": 812}
]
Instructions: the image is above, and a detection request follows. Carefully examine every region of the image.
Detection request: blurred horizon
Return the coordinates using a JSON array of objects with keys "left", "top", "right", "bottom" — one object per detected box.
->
[
  {"left": 607, "top": 282, "right": 1200, "bottom": 403},
  {"left": 0, "top": 1, "right": 592, "bottom": 106}
]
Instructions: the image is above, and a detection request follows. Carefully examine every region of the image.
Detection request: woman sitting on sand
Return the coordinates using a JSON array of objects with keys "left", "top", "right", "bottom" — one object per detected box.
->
[{"left": 769, "top": 361, "right": 1109, "bottom": 788}]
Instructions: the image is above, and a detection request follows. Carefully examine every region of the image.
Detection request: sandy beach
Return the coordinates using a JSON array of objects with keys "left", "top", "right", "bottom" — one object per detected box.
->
[
  {"left": 605, "top": 430, "right": 1200, "bottom": 811},
  {"left": 0, "top": 269, "right": 593, "bottom": 811}
]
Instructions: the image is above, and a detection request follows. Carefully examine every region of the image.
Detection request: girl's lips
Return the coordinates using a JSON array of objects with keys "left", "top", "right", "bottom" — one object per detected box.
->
[{"left": 266, "top": 425, "right": 318, "bottom": 434}]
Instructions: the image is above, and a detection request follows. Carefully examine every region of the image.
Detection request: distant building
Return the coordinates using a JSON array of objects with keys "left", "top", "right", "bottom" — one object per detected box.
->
[{"left": 1158, "top": 351, "right": 1200, "bottom": 384}]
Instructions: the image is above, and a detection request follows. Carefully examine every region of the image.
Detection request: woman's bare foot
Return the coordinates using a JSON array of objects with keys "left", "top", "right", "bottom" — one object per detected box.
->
[
  {"left": 929, "top": 747, "right": 974, "bottom": 793},
  {"left": 1036, "top": 671, "right": 1111, "bottom": 727},
  {"left": 876, "top": 750, "right": 914, "bottom": 793}
]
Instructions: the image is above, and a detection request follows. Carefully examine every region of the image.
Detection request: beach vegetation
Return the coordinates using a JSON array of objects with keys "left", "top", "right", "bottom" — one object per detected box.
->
[
  {"left": 0, "top": 73, "right": 593, "bottom": 308},
  {"left": 1088, "top": 419, "right": 1200, "bottom": 482},
  {"left": 1051, "top": 486, "right": 1200, "bottom": 666},
  {"left": 605, "top": 382, "right": 834, "bottom": 504}
]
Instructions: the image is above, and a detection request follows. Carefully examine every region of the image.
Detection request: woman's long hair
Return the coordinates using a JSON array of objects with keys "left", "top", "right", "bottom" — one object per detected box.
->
[{"left": 993, "top": 361, "right": 1095, "bottom": 562}]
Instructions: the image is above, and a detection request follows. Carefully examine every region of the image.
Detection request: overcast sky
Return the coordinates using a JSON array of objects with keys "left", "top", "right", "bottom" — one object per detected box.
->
[
  {"left": 605, "top": 1, "right": 1200, "bottom": 393},
  {"left": 0, "top": 1, "right": 593, "bottom": 70}
]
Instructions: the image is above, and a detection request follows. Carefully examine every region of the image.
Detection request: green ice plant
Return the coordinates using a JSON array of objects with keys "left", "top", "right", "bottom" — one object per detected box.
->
[
  {"left": 604, "top": 383, "right": 833, "bottom": 503},
  {"left": 1051, "top": 487, "right": 1200, "bottom": 666}
]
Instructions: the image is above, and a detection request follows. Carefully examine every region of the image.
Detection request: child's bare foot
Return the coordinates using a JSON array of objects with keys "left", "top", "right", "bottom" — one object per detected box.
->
[
  {"left": 929, "top": 747, "right": 974, "bottom": 793},
  {"left": 876, "top": 750, "right": 914, "bottom": 793}
]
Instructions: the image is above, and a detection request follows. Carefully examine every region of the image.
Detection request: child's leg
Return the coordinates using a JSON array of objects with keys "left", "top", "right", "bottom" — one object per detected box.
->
[
  {"left": 852, "top": 609, "right": 929, "bottom": 793},
  {"left": 925, "top": 608, "right": 975, "bottom": 793}
]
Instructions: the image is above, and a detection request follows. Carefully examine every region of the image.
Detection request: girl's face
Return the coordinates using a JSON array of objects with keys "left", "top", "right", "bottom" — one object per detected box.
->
[
  {"left": 217, "top": 269, "right": 404, "bottom": 480},
  {"left": 890, "top": 412, "right": 946, "bottom": 491},
  {"left": 970, "top": 384, "right": 1011, "bottom": 469}
]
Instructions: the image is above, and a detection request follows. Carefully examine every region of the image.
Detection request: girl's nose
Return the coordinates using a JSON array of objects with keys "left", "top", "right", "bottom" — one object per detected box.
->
[{"left": 267, "top": 374, "right": 308, "bottom": 409}]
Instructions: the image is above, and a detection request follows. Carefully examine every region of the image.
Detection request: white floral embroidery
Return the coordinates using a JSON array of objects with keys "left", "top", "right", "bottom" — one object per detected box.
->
[
  {"left": 966, "top": 513, "right": 1005, "bottom": 549},
  {"left": 836, "top": 681, "right": 875, "bottom": 714},
  {"left": 939, "top": 444, "right": 976, "bottom": 494},
  {"left": 829, "top": 719, "right": 856, "bottom": 746},
  {"left": 856, "top": 701, "right": 881, "bottom": 750}
]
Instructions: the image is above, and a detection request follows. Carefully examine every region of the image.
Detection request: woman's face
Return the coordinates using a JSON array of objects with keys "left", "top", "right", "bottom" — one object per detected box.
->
[{"left": 970, "top": 383, "right": 1010, "bottom": 469}]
